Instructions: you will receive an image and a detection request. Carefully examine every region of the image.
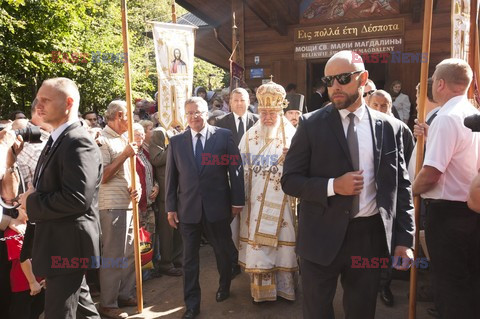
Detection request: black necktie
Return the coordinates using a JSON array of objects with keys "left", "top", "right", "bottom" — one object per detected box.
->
[
  {"left": 346, "top": 113, "right": 360, "bottom": 217},
  {"left": 34, "top": 136, "right": 54, "bottom": 186},
  {"left": 238, "top": 117, "right": 244, "bottom": 140},
  {"left": 195, "top": 133, "right": 203, "bottom": 172}
]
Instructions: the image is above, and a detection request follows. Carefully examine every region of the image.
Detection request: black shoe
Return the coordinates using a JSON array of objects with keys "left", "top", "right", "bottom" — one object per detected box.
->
[
  {"left": 182, "top": 309, "right": 199, "bottom": 319},
  {"left": 161, "top": 267, "right": 183, "bottom": 277},
  {"left": 232, "top": 265, "right": 241, "bottom": 278},
  {"left": 216, "top": 289, "right": 230, "bottom": 302},
  {"left": 427, "top": 307, "right": 439, "bottom": 318},
  {"left": 379, "top": 286, "right": 394, "bottom": 307}
]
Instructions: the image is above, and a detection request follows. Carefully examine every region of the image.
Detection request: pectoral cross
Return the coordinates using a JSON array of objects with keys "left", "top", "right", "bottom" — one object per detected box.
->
[{"left": 270, "top": 75, "right": 273, "bottom": 82}]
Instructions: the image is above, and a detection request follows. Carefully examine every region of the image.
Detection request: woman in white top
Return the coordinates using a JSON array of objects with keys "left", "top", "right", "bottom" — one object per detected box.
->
[{"left": 390, "top": 80, "right": 411, "bottom": 124}]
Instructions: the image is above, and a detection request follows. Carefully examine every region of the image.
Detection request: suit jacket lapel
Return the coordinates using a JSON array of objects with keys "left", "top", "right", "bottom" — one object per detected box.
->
[
  {"left": 228, "top": 113, "right": 239, "bottom": 142},
  {"left": 35, "top": 122, "right": 81, "bottom": 184},
  {"left": 366, "top": 107, "right": 383, "bottom": 177},
  {"left": 201, "top": 125, "right": 218, "bottom": 174},
  {"left": 328, "top": 107, "right": 352, "bottom": 168},
  {"left": 183, "top": 129, "right": 197, "bottom": 170}
]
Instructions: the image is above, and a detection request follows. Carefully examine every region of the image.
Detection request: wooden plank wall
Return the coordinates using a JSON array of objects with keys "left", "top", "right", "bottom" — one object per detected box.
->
[{"left": 243, "top": 1, "right": 452, "bottom": 106}]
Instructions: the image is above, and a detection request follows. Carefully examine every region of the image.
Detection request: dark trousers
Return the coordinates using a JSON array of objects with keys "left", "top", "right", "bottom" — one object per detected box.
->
[
  {"left": 179, "top": 215, "right": 232, "bottom": 312},
  {"left": 9, "top": 290, "right": 45, "bottom": 319},
  {"left": 45, "top": 271, "right": 100, "bottom": 319},
  {"left": 300, "top": 214, "right": 387, "bottom": 319},
  {"left": 425, "top": 200, "right": 480, "bottom": 319}
]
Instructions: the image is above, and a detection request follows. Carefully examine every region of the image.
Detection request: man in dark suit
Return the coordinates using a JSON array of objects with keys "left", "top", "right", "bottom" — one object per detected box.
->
[
  {"left": 166, "top": 97, "right": 245, "bottom": 319},
  {"left": 19, "top": 78, "right": 102, "bottom": 319},
  {"left": 215, "top": 87, "right": 258, "bottom": 146},
  {"left": 309, "top": 81, "right": 329, "bottom": 112},
  {"left": 214, "top": 87, "right": 257, "bottom": 277},
  {"left": 281, "top": 51, "right": 415, "bottom": 319}
]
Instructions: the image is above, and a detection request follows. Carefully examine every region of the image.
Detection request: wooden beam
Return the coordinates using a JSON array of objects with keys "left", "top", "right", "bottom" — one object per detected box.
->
[
  {"left": 244, "top": 0, "right": 288, "bottom": 36},
  {"left": 232, "top": 0, "right": 245, "bottom": 69}
]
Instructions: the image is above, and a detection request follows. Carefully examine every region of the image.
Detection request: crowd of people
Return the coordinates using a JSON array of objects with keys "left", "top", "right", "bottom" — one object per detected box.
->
[{"left": 0, "top": 50, "right": 479, "bottom": 319}]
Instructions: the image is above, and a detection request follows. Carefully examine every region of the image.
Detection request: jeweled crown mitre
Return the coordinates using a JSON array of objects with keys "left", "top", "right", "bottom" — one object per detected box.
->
[{"left": 256, "top": 80, "right": 287, "bottom": 111}]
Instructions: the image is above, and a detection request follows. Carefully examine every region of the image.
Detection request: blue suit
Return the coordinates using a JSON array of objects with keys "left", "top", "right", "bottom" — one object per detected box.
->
[{"left": 165, "top": 124, "right": 245, "bottom": 312}]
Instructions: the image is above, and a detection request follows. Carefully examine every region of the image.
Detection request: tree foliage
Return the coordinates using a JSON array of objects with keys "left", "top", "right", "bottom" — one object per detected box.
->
[{"left": 0, "top": 0, "right": 225, "bottom": 117}]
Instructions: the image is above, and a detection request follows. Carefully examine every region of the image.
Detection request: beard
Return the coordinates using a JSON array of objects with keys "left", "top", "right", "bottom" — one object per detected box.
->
[
  {"left": 332, "top": 90, "right": 361, "bottom": 110},
  {"left": 260, "top": 119, "right": 281, "bottom": 140}
]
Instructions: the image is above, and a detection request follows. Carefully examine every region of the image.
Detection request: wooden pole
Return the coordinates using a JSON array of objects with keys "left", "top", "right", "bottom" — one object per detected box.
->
[
  {"left": 468, "top": 0, "right": 479, "bottom": 102},
  {"left": 409, "top": 1, "right": 434, "bottom": 318},
  {"left": 172, "top": 0, "right": 177, "bottom": 23},
  {"left": 120, "top": 0, "right": 143, "bottom": 313}
]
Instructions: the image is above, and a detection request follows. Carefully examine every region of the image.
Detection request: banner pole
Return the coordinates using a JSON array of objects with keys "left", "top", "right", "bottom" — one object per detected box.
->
[
  {"left": 120, "top": 0, "right": 143, "bottom": 313},
  {"left": 409, "top": 1, "right": 433, "bottom": 318}
]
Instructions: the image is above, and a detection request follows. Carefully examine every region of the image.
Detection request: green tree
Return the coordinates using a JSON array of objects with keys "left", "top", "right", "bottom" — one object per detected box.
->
[{"left": 0, "top": 0, "right": 225, "bottom": 118}]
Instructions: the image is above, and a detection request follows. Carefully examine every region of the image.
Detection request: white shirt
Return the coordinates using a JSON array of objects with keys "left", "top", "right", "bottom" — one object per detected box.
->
[
  {"left": 422, "top": 95, "right": 480, "bottom": 201},
  {"left": 51, "top": 119, "right": 78, "bottom": 144},
  {"left": 328, "top": 105, "right": 378, "bottom": 218},
  {"left": 233, "top": 112, "right": 247, "bottom": 134},
  {"left": 392, "top": 93, "right": 411, "bottom": 123},
  {"left": 190, "top": 125, "right": 208, "bottom": 155}
]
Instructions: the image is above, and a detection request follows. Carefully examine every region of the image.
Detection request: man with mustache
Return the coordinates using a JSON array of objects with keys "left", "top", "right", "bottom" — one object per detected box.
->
[{"left": 281, "top": 50, "right": 414, "bottom": 319}]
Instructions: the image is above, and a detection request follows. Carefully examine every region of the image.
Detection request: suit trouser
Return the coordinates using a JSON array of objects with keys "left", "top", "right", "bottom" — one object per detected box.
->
[
  {"left": 9, "top": 289, "right": 45, "bottom": 319},
  {"left": 155, "top": 202, "right": 183, "bottom": 270},
  {"left": 45, "top": 271, "right": 99, "bottom": 319},
  {"left": 99, "top": 209, "right": 136, "bottom": 308},
  {"left": 300, "top": 214, "right": 387, "bottom": 319},
  {"left": 425, "top": 200, "right": 480, "bottom": 319},
  {"left": 179, "top": 214, "right": 232, "bottom": 312}
]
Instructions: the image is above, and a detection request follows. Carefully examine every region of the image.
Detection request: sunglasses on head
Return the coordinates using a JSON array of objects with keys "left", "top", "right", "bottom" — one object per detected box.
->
[
  {"left": 321, "top": 70, "right": 363, "bottom": 87},
  {"left": 363, "top": 90, "right": 376, "bottom": 97}
]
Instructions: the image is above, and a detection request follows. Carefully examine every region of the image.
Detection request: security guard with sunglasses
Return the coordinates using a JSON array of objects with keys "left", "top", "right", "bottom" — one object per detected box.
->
[{"left": 282, "top": 50, "right": 414, "bottom": 319}]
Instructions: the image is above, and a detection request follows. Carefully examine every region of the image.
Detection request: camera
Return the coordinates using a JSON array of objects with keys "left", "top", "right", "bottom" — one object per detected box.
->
[
  {"left": 0, "top": 125, "right": 42, "bottom": 143},
  {"left": 464, "top": 114, "right": 480, "bottom": 132}
]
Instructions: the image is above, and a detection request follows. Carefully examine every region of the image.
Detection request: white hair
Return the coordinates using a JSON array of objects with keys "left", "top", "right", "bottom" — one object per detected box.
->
[
  {"left": 105, "top": 100, "right": 127, "bottom": 122},
  {"left": 185, "top": 97, "right": 208, "bottom": 113},
  {"left": 133, "top": 122, "right": 144, "bottom": 133}
]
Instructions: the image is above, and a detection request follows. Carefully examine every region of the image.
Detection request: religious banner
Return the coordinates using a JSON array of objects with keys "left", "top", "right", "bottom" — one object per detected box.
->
[
  {"left": 451, "top": 0, "right": 471, "bottom": 60},
  {"left": 152, "top": 22, "right": 197, "bottom": 130},
  {"left": 230, "top": 61, "right": 245, "bottom": 89}
]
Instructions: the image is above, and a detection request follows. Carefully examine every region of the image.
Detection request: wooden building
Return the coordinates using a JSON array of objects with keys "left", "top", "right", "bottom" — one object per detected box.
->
[{"left": 176, "top": 0, "right": 452, "bottom": 109}]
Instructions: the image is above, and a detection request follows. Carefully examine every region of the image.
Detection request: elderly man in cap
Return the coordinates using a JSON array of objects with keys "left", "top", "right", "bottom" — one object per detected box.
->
[{"left": 237, "top": 81, "right": 298, "bottom": 303}]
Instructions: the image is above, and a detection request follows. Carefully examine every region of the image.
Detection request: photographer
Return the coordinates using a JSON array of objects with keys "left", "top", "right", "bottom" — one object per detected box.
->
[
  {"left": 0, "top": 124, "right": 24, "bottom": 233},
  {"left": 15, "top": 100, "right": 52, "bottom": 185}
]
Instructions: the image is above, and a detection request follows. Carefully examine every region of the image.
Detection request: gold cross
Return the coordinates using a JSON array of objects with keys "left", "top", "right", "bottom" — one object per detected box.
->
[{"left": 270, "top": 75, "right": 274, "bottom": 81}]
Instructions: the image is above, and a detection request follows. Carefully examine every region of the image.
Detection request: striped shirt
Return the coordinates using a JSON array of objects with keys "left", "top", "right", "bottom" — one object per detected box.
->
[
  {"left": 16, "top": 122, "right": 50, "bottom": 185},
  {"left": 98, "top": 125, "right": 141, "bottom": 210}
]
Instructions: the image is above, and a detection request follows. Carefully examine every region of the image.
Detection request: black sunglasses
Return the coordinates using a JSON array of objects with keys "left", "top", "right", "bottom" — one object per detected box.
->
[
  {"left": 363, "top": 89, "right": 376, "bottom": 97},
  {"left": 321, "top": 70, "right": 363, "bottom": 87}
]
